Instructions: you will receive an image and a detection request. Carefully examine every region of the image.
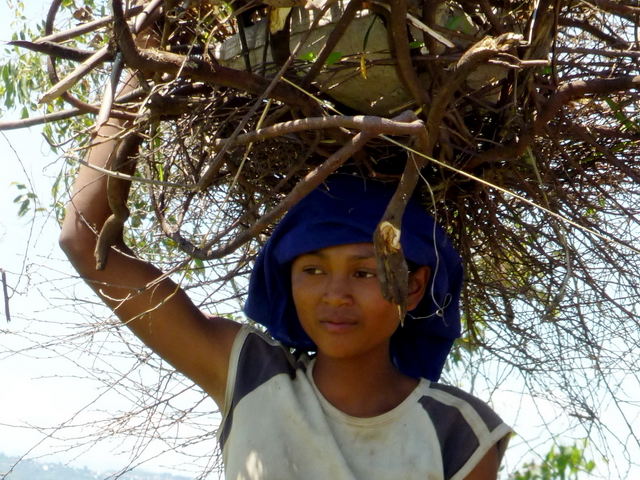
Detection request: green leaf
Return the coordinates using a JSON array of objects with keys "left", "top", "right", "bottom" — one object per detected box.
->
[
  {"left": 409, "top": 41, "right": 425, "bottom": 49},
  {"left": 362, "top": 15, "right": 380, "bottom": 51},
  {"left": 325, "top": 52, "right": 343, "bottom": 65},
  {"left": 18, "top": 199, "right": 30, "bottom": 217},
  {"left": 444, "top": 14, "right": 473, "bottom": 35},
  {"left": 299, "top": 51, "right": 317, "bottom": 62},
  {"left": 604, "top": 96, "right": 638, "bottom": 132}
]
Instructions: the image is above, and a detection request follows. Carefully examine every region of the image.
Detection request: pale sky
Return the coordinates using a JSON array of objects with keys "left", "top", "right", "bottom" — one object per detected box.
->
[
  {"left": 0, "top": 1, "right": 220, "bottom": 477},
  {"left": 0, "top": 1, "right": 636, "bottom": 479}
]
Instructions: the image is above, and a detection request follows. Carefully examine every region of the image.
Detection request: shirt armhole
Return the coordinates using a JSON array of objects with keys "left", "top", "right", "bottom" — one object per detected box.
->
[
  {"left": 426, "top": 385, "right": 513, "bottom": 480},
  {"left": 450, "top": 426, "right": 513, "bottom": 480},
  {"left": 219, "top": 324, "right": 252, "bottom": 429}
]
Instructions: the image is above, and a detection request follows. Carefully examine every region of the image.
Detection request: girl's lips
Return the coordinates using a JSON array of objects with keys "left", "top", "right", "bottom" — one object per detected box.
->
[{"left": 319, "top": 320, "right": 357, "bottom": 334}]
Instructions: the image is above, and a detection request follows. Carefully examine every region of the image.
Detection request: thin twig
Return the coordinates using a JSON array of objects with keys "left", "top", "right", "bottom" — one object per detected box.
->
[
  {"left": 72, "top": 156, "right": 196, "bottom": 189},
  {"left": 0, "top": 109, "right": 86, "bottom": 130},
  {"left": 37, "top": 5, "right": 145, "bottom": 43},
  {"left": 1, "top": 269, "right": 10, "bottom": 322}
]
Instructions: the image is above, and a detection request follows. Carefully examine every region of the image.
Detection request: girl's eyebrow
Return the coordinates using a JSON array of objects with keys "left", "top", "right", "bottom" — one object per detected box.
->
[
  {"left": 351, "top": 253, "right": 375, "bottom": 260},
  {"left": 299, "top": 250, "right": 321, "bottom": 258}
]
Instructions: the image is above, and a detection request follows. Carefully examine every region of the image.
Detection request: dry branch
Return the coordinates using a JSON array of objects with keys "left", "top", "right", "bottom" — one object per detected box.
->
[
  {"left": 163, "top": 110, "right": 421, "bottom": 260},
  {"left": 95, "top": 133, "right": 142, "bottom": 270},
  {"left": 8, "top": 40, "right": 107, "bottom": 62},
  {"left": 536, "top": 76, "right": 640, "bottom": 130},
  {"left": 212, "top": 115, "right": 425, "bottom": 150},
  {"left": 0, "top": 108, "right": 86, "bottom": 130},
  {"left": 389, "top": 0, "right": 430, "bottom": 111},
  {"left": 37, "top": 4, "right": 145, "bottom": 43},
  {"left": 374, "top": 131, "right": 428, "bottom": 315}
]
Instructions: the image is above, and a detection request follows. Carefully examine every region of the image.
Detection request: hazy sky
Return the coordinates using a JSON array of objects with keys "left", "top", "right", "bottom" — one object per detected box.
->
[{"left": 0, "top": 1, "right": 222, "bottom": 476}]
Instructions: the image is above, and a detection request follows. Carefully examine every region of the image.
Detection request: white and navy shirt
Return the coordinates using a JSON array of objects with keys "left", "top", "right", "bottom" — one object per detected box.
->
[{"left": 219, "top": 326, "right": 512, "bottom": 480}]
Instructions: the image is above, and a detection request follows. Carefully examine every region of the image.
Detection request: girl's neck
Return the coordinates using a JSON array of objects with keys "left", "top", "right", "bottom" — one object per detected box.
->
[{"left": 312, "top": 351, "right": 419, "bottom": 418}]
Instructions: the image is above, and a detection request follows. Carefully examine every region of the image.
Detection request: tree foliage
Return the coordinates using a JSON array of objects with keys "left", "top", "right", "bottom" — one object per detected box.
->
[
  {"left": 510, "top": 440, "right": 597, "bottom": 480},
  {"left": 2, "top": 0, "right": 640, "bottom": 477}
]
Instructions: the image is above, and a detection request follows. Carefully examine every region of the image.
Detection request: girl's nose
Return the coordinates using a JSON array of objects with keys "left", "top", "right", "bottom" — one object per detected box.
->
[{"left": 321, "top": 275, "right": 353, "bottom": 306}]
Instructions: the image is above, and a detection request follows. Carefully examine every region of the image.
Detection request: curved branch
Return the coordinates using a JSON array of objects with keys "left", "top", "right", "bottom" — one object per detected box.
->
[
  {"left": 211, "top": 115, "right": 425, "bottom": 150},
  {"left": 95, "top": 133, "right": 142, "bottom": 270},
  {"left": 168, "top": 130, "right": 376, "bottom": 260},
  {"left": 425, "top": 33, "right": 522, "bottom": 154},
  {"left": 535, "top": 75, "right": 640, "bottom": 131},
  {"left": 45, "top": 0, "right": 133, "bottom": 119}
]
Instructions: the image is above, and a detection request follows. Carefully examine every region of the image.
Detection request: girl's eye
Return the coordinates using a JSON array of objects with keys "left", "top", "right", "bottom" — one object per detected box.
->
[
  {"left": 303, "top": 267, "right": 324, "bottom": 275},
  {"left": 354, "top": 270, "right": 376, "bottom": 279}
]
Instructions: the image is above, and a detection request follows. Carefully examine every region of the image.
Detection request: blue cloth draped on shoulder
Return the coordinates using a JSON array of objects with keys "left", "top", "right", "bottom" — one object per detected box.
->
[{"left": 244, "top": 174, "right": 463, "bottom": 381}]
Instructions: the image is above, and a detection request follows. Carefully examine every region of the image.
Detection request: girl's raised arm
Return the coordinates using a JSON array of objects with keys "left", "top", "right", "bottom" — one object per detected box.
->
[{"left": 59, "top": 75, "right": 240, "bottom": 408}]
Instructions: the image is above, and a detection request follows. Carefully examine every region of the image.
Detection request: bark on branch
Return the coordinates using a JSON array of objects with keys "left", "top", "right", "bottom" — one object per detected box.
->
[
  {"left": 374, "top": 128, "right": 428, "bottom": 316},
  {"left": 212, "top": 115, "right": 425, "bottom": 150},
  {"left": 535, "top": 75, "right": 640, "bottom": 130},
  {"left": 9, "top": 40, "right": 110, "bottom": 63}
]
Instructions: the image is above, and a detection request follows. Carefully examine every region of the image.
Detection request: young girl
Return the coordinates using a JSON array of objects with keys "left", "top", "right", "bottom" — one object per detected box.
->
[{"left": 60, "top": 87, "right": 511, "bottom": 480}]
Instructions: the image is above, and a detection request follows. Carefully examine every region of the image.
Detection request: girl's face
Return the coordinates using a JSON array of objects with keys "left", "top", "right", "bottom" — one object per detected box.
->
[{"left": 290, "top": 243, "right": 429, "bottom": 362}]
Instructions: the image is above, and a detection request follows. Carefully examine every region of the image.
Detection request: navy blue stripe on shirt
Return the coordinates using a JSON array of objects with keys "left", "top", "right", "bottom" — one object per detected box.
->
[
  {"left": 219, "top": 331, "right": 297, "bottom": 448},
  {"left": 430, "top": 383, "right": 504, "bottom": 432},
  {"left": 419, "top": 395, "right": 478, "bottom": 480}
]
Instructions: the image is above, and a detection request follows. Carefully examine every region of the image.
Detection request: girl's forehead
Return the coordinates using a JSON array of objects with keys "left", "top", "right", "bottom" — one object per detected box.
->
[{"left": 295, "top": 242, "right": 375, "bottom": 260}]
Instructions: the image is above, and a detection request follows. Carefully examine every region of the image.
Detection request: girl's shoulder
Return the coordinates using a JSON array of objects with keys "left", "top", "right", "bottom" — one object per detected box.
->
[
  {"left": 224, "top": 324, "right": 311, "bottom": 401},
  {"left": 420, "top": 381, "right": 506, "bottom": 429},
  {"left": 233, "top": 323, "right": 310, "bottom": 368}
]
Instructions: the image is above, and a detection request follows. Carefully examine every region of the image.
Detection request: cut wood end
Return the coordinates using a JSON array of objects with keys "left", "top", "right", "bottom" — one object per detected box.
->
[
  {"left": 378, "top": 221, "right": 401, "bottom": 252},
  {"left": 38, "top": 91, "right": 59, "bottom": 105}
]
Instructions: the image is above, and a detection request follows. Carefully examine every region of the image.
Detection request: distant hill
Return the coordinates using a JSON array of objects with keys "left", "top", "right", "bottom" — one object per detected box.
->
[{"left": 0, "top": 452, "right": 192, "bottom": 480}]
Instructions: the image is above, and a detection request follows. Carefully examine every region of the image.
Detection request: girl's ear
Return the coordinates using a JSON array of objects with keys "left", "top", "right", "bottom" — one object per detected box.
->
[{"left": 407, "top": 265, "right": 430, "bottom": 311}]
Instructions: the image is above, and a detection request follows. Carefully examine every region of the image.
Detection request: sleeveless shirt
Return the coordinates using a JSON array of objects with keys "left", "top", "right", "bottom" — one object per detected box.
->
[{"left": 219, "top": 326, "right": 512, "bottom": 480}]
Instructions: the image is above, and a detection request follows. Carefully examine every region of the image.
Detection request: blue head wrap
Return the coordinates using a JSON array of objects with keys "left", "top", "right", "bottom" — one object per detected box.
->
[{"left": 244, "top": 174, "right": 463, "bottom": 381}]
